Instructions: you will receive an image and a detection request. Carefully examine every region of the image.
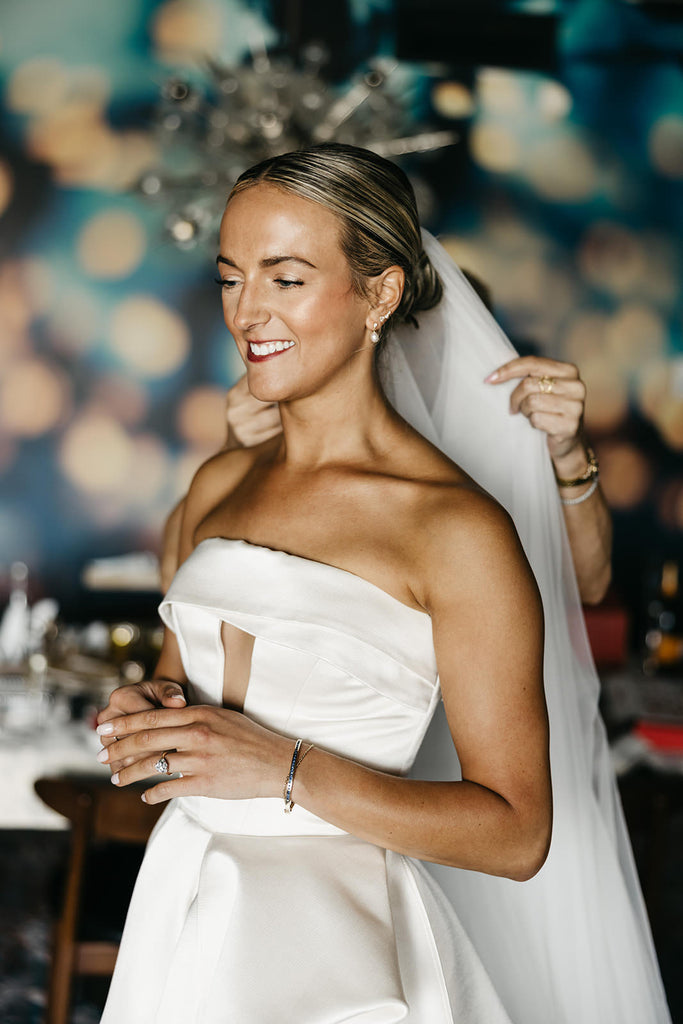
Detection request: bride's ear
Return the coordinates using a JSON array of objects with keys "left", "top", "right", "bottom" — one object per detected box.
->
[{"left": 366, "top": 266, "right": 404, "bottom": 328}]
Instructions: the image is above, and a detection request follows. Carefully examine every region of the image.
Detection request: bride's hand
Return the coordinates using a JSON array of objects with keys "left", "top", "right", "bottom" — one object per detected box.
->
[
  {"left": 95, "top": 704, "right": 292, "bottom": 803},
  {"left": 96, "top": 679, "right": 188, "bottom": 773}
]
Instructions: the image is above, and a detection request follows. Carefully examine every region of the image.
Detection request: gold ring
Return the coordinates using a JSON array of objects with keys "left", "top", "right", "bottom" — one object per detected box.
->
[{"left": 538, "top": 376, "right": 555, "bottom": 394}]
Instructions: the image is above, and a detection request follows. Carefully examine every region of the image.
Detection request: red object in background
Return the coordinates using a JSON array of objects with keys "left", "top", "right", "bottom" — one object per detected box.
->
[
  {"left": 583, "top": 603, "right": 630, "bottom": 669},
  {"left": 634, "top": 720, "right": 683, "bottom": 754}
]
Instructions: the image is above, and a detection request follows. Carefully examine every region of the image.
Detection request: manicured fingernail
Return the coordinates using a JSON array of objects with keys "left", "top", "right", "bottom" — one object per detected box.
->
[
  {"left": 97, "top": 748, "right": 109, "bottom": 763},
  {"left": 484, "top": 371, "right": 499, "bottom": 383},
  {"left": 169, "top": 694, "right": 186, "bottom": 703},
  {"left": 97, "top": 723, "right": 114, "bottom": 735},
  {"left": 111, "top": 773, "right": 120, "bottom": 785},
  {"left": 141, "top": 792, "right": 147, "bottom": 803}
]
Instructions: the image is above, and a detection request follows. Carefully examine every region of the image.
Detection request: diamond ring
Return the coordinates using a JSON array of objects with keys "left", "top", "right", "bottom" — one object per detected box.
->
[{"left": 153, "top": 753, "right": 170, "bottom": 775}]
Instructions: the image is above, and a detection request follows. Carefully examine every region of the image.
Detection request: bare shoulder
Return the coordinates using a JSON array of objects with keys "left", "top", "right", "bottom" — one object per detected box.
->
[
  {"left": 405, "top": 471, "right": 538, "bottom": 615},
  {"left": 187, "top": 444, "right": 259, "bottom": 505},
  {"left": 180, "top": 438, "right": 278, "bottom": 559}
]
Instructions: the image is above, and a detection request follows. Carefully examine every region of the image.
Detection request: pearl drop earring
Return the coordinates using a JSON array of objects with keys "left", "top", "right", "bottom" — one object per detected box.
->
[{"left": 370, "top": 312, "right": 391, "bottom": 345}]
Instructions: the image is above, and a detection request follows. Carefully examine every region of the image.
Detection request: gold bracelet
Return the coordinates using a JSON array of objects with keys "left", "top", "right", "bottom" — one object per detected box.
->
[{"left": 554, "top": 446, "right": 599, "bottom": 489}]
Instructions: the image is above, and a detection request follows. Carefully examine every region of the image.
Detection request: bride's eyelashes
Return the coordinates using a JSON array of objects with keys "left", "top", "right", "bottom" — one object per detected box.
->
[
  {"left": 213, "top": 277, "right": 304, "bottom": 290},
  {"left": 274, "top": 278, "right": 304, "bottom": 288}
]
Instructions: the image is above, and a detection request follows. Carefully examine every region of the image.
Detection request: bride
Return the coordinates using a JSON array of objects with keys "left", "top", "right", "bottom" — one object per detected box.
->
[{"left": 96, "top": 144, "right": 670, "bottom": 1023}]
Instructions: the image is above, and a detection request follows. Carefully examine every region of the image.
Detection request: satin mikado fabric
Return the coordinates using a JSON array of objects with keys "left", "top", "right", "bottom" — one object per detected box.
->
[{"left": 100, "top": 538, "right": 512, "bottom": 1024}]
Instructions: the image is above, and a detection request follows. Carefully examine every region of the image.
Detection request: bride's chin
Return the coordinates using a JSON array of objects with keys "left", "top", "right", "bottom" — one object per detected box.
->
[{"left": 244, "top": 375, "right": 294, "bottom": 405}]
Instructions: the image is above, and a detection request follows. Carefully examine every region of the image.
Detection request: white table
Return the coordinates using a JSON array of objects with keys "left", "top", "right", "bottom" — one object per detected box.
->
[{"left": 1, "top": 680, "right": 109, "bottom": 829}]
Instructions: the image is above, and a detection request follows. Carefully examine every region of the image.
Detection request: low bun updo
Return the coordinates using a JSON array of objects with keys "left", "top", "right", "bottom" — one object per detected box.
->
[
  {"left": 228, "top": 143, "right": 442, "bottom": 339},
  {"left": 404, "top": 248, "right": 443, "bottom": 325}
]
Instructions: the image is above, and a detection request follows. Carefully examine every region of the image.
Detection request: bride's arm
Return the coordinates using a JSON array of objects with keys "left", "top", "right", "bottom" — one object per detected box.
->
[{"left": 292, "top": 493, "right": 551, "bottom": 881}]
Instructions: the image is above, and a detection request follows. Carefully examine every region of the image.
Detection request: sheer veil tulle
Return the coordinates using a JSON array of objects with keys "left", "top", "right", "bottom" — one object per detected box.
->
[{"left": 381, "top": 230, "right": 671, "bottom": 1024}]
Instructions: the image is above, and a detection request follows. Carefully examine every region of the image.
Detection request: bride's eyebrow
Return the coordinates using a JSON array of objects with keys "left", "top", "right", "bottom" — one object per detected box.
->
[
  {"left": 215, "top": 254, "right": 317, "bottom": 270},
  {"left": 261, "top": 255, "right": 317, "bottom": 270}
]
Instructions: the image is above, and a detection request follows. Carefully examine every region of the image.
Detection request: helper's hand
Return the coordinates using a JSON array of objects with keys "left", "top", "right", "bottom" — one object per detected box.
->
[
  {"left": 485, "top": 356, "right": 586, "bottom": 460},
  {"left": 226, "top": 375, "right": 282, "bottom": 449}
]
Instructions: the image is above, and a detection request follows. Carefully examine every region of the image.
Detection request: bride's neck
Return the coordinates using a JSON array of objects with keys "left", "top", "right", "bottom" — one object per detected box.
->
[{"left": 277, "top": 373, "right": 394, "bottom": 470}]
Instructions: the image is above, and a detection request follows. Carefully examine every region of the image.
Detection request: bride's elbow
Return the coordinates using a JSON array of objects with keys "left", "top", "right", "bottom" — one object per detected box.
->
[
  {"left": 509, "top": 842, "right": 549, "bottom": 882},
  {"left": 507, "top": 810, "right": 553, "bottom": 883}
]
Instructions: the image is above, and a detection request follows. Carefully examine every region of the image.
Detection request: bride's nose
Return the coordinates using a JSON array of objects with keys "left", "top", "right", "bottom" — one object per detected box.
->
[{"left": 232, "top": 282, "right": 269, "bottom": 331}]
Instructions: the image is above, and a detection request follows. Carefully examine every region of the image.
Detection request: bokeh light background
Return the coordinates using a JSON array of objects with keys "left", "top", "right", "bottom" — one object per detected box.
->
[{"left": 0, "top": 0, "right": 681, "bottom": 622}]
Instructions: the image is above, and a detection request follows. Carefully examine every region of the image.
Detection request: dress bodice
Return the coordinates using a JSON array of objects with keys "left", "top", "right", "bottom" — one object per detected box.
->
[{"left": 159, "top": 538, "right": 440, "bottom": 836}]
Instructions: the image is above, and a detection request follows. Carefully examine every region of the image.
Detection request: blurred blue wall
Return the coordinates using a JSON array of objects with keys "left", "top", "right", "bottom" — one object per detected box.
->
[{"left": 0, "top": 0, "right": 681, "bottom": 625}]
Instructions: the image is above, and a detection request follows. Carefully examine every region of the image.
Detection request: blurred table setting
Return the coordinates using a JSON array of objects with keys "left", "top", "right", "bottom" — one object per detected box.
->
[
  {"left": 581, "top": 563, "right": 683, "bottom": 774},
  {"left": 0, "top": 556, "right": 163, "bottom": 829}
]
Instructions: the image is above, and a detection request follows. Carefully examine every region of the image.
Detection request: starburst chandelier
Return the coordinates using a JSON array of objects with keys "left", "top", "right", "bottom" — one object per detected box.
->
[{"left": 138, "top": 44, "right": 458, "bottom": 248}]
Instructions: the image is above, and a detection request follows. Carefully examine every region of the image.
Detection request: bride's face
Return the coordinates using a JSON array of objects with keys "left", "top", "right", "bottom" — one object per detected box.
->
[{"left": 217, "top": 184, "right": 372, "bottom": 403}]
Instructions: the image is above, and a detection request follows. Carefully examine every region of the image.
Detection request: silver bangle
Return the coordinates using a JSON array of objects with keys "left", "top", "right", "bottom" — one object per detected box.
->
[
  {"left": 283, "top": 739, "right": 315, "bottom": 813},
  {"left": 283, "top": 738, "right": 303, "bottom": 812},
  {"left": 559, "top": 477, "right": 599, "bottom": 506}
]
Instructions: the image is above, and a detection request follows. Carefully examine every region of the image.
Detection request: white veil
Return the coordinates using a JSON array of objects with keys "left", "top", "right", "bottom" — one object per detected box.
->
[{"left": 381, "top": 231, "right": 671, "bottom": 1024}]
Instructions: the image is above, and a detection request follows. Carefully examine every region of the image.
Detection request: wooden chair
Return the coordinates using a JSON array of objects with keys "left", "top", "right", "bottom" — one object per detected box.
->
[{"left": 35, "top": 774, "right": 164, "bottom": 1024}]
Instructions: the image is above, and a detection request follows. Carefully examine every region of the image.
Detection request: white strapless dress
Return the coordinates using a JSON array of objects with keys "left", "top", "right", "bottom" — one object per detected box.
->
[{"left": 100, "top": 538, "right": 513, "bottom": 1024}]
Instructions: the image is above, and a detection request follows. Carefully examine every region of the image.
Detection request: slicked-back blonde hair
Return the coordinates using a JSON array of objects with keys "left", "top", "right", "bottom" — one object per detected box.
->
[{"left": 228, "top": 143, "right": 442, "bottom": 336}]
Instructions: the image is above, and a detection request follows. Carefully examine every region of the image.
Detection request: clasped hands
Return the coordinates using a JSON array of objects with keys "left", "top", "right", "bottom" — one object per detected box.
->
[{"left": 96, "top": 681, "right": 291, "bottom": 804}]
